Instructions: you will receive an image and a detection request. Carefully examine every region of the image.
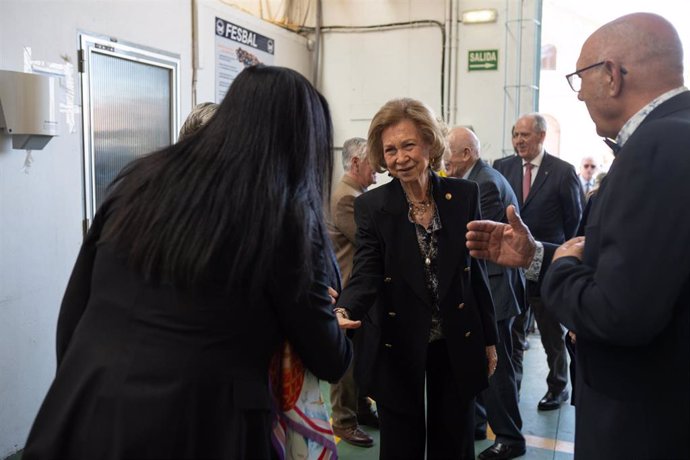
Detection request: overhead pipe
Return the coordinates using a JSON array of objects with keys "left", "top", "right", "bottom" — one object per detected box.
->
[
  {"left": 312, "top": 0, "right": 322, "bottom": 87},
  {"left": 191, "top": 0, "right": 198, "bottom": 107},
  {"left": 449, "top": 0, "right": 459, "bottom": 127},
  {"left": 443, "top": 0, "right": 452, "bottom": 123}
]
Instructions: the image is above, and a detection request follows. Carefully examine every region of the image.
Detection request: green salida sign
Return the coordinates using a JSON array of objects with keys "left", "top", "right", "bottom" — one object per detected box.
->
[{"left": 468, "top": 49, "right": 498, "bottom": 71}]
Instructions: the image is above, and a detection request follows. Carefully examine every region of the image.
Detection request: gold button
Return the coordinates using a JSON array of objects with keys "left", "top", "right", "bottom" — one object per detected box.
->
[
  {"left": 465, "top": 331, "right": 471, "bottom": 338},
  {"left": 384, "top": 277, "right": 392, "bottom": 283},
  {"left": 464, "top": 266, "right": 470, "bottom": 272},
  {"left": 457, "top": 302, "right": 465, "bottom": 309},
  {"left": 384, "top": 343, "right": 393, "bottom": 348},
  {"left": 445, "top": 193, "right": 452, "bottom": 200},
  {"left": 388, "top": 311, "right": 397, "bottom": 317}
]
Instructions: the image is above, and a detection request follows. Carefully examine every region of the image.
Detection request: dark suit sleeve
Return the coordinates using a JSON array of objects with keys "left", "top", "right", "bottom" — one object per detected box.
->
[
  {"left": 542, "top": 122, "right": 690, "bottom": 346},
  {"left": 477, "top": 178, "right": 504, "bottom": 280},
  {"left": 477, "top": 179, "right": 504, "bottom": 223},
  {"left": 560, "top": 164, "right": 583, "bottom": 239},
  {"left": 468, "top": 183, "right": 499, "bottom": 346},
  {"left": 56, "top": 206, "right": 109, "bottom": 365},
  {"left": 337, "top": 195, "right": 382, "bottom": 319},
  {"left": 473, "top": 256, "right": 498, "bottom": 346},
  {"left": 276, "top": 247, "right": 353, "bottom": 383}
]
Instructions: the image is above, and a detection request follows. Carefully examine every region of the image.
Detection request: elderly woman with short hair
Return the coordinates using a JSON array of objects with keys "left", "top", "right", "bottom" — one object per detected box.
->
[{"left": 336, "top": 98, "right": 498, "bottom": 460}]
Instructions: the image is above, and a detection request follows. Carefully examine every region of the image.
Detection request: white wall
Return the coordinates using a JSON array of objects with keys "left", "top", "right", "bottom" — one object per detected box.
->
[
  {"left": 318, "top": 0, "right": 446, "bottom": 151},
  {"left": 0, "top": 2, "right": 192, "bottom": 456},
  {"left": 318, "top": 0, "right": 540, "bottom": 166},
  {"left": 455, "top": 0, "right": 541, "bottom": 160}
]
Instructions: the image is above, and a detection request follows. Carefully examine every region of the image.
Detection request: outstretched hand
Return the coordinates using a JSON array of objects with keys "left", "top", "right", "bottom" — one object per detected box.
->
[{"left": 466, "top": 205, "right": 537, "bottom": 268}]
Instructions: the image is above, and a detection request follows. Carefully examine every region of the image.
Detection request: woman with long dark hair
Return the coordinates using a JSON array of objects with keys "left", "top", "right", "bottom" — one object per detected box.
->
[{"left": 23, "top": 65, "right": 351, "bottom": 459}]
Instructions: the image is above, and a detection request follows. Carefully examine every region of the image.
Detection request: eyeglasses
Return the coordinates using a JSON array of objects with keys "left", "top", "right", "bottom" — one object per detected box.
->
[
  {"left": 583, "top": 164, "right": 597, "bottom": 169},
  {"left": 565, "top": 61, "right": 605, "bottom": 92},
  {"left": 566, "top": 61, "right": 628, "bottom": 92}
]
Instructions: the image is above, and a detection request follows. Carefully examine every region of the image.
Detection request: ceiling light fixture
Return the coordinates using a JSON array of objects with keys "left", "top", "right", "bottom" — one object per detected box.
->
[{"left": 461, "top": 9, "right": 498, "bottom": 24}]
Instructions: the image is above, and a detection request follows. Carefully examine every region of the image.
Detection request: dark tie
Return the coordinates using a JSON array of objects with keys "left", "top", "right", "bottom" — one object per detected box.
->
[
  {"left": 604, "top": 138, "right": 621, "bottom": 155},
  {"left": 523, "top": 162, "right": 534, "bottom": 203}
]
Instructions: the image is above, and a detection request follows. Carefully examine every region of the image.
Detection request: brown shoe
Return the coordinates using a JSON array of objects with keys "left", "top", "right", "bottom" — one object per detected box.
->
[{"left": 332, "top": 425, "right": 374, "bottom": 447}]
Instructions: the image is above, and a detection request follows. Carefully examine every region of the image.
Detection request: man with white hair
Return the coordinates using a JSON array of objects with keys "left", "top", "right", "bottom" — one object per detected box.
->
[
  {"left": 494, "top": 113, "right": 583, "bottom": 412},
  {"left": 466, "top": 13, "right": 690, "bottom": 459},
  {"left": 328, "top": 137, "right": 378, "bottom": 447}
]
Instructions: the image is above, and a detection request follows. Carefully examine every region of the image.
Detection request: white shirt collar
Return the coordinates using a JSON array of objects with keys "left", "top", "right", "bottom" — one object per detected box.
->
[
  {"left": 616, "top": 86, "right": 688, "bottom": 147},
  {"left": 522, "top": 150, "right": 544, "bottom": 168},
  {"left": 579, "top": 175, "right": 593, "bottom": 187}
]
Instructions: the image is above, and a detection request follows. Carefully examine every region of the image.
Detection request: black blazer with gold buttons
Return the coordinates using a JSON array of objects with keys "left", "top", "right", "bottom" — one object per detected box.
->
[{"left": 337, "top": 172, "right": 497, "bottom": 409}]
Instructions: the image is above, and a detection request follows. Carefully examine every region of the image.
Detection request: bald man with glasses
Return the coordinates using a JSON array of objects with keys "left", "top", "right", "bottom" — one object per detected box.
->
[{"left": 467, "top": 13, "right": 690, "bottom": 459}]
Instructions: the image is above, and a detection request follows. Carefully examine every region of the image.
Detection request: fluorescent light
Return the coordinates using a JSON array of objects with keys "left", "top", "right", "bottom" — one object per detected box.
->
[{"left": 461, "top": 9, "right": 498, "bottom": 24}]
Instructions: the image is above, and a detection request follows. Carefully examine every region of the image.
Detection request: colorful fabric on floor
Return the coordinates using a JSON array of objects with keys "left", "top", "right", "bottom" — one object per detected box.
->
[{"left": 270, "top": 341, "right": 338, "bottom": 460}]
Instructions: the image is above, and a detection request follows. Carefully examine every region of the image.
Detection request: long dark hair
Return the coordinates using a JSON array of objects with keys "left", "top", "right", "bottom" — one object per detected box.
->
[{"left": 101, "top": 65, "right": 334, "bottom": 300}]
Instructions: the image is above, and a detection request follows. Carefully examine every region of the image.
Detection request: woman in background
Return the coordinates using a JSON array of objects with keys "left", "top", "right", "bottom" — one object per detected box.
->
[
  {"left": 336, "top": 98, "right": 497, "bottom": 460},
  {"left": 23, "top": 65, "right": 351, "bottom": 460},
  {"left": 178, "top": 101, "right": 218, "bottom": 140}
]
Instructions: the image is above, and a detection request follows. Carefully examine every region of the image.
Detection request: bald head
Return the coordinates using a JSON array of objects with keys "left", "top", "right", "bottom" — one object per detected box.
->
[
  {"left": 588, "top": 13, "right": 683, "bottom": 88},
  {"left": 576, "top": 13, "right": 684, "bottom": 137},
  {"left": 446, "top": 127, "right": 480, "bottom": 178}
]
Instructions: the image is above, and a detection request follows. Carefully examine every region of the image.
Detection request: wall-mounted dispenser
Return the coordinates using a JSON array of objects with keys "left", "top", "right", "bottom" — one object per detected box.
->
[{"left": 0, "top": 70, "right": 59, "bottom": 150}]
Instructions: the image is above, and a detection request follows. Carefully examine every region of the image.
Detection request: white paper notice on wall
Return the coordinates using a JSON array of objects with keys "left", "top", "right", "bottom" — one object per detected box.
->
[{"left": 24, "top": 46, "right": 79, "bottom": 134}]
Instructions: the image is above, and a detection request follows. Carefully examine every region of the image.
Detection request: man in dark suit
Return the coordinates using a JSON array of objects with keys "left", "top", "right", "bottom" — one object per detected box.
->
[
  {"left": 495, "top": 113, "right": 582, "bottom": 410},
  {"left": 494, "top": 124, "right": 534, "bottom": 377},
  {"left": 466, "top": 13, "right": 690, "bottom": 459},
  {"left": 447, "top": 127, "right": 526, "bottom": 460}
]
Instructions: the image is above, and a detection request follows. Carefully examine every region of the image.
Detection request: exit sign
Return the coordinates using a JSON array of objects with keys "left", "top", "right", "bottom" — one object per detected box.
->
[{"left": 468, "top": 49, "right": 498, "bottom": 71}]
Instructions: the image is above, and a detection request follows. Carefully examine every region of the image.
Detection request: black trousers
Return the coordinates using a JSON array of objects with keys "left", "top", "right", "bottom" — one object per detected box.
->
[
  {"left": 510, "top": 306, "right": 534, "bottom": 393},
  {"left": 529, "top": 296, "right": 568, "bottom": 394},
  {"left": 476, "top": 317, "right": 524, "bottom": 447},
  {"left": 377, "top": 339, "right": 475, "bottom": 460}
]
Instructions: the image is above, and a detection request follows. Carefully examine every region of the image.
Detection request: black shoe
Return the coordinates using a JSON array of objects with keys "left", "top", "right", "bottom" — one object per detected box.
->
[
  {"left": 332, "top": 425, "right": 374, "bottom": 447},
  {"left": 357, "top": 399, "right": 380, "bottom": 428},
  {"left": 537, "top": 390, "right": 569, "bottom": 411},
  {"left": 357, "top": 408, "right": 379, "bottom": 429},
  {"left": 478, "top": 442, "right": 526, "bottom": 460},
  {"left": 474, "top": 429, "right": 487, "bottom": 440}
]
